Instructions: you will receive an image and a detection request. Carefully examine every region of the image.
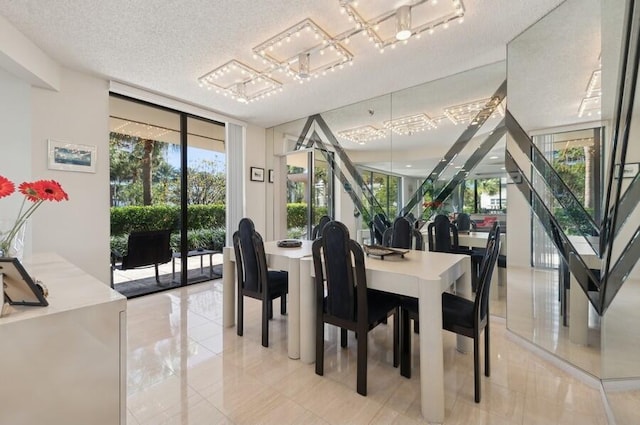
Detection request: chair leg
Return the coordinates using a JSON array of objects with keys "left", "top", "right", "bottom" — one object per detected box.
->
[
  {"left": 474, "top": 333, "right": 481, "bottom": 403},
  {"left": 280, "top": 294, "right": 286, "bottom": 315},
  {"left": 393, "top": 308, "right": 399, "bottom": 368},
  {"left": 356, "top": 329, "right": 368, "bottom": 396},
  {"left": 400, "top": 309, "right": 411, "bottom": 378},
  {"left": 262, "top": 299, "right": 269, "bottom": 347},
  {"left": 341, "top": 328, "right": 348, "bottom": 348},
  {"left": 485, "top": 323, "right": 490, "bottom": 377},
  {"left": 563, "top": 287, "right": 569, "bottom": 327},
  {"left": 154, "top": 264, "right": 161, "bottom": 284},
  {"left": 237, "top": 293, "right": 244, "bottom": 337},
  {"left": 316, "top": 319, "right": 324, "bottom": 376}
]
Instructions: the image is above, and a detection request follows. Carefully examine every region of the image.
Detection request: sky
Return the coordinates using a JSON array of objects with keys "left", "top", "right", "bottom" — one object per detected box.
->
[{"left": 166, "top": 146, "right": 225, "bottom": 173}]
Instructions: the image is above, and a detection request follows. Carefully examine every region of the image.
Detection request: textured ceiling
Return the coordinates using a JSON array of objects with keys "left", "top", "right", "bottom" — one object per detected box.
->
[{"left": 0, "top": 0, "right": 567, "bottom": 128}]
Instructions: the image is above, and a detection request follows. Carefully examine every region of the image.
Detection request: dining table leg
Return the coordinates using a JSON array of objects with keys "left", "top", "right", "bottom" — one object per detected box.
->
[
  {"left": 419, "top": 277, "right": 445, "bottom": 423},
  {"left": 287, "top": 258, "right": 301, "bottom": 359},
  {"left": 222, "top": 247, "right": 235, "bottom": 328},
  {"left": 299, "top": 258, "right": 316, "bottom": 364}
]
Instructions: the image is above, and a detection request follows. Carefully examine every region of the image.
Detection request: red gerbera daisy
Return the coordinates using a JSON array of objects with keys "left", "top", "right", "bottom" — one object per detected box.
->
[
  {"left": 32, "top": 180, "right": 69, "bottom": 202},
  {"left": 0, "top": 175, "right": 15, "bottom": 199},
  {"left": 18, "top": 181, "right": 41, "bottom": 202}
]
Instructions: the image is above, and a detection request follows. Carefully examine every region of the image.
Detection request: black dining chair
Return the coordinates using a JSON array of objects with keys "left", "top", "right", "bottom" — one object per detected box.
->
[
  {"left": 369, "top": 213, "right": 391, "bottom": 245},
  {"left": 110, "top": 229, "right": 173, "bottom": 288},
  {"left": 400, "top": 224, "right": 501, "bottom": 404},
  {"left": 382, "top": 216, "right": 424, "bottom": 250},
  {"left": 233, "top": 218, "right": 288, "bottom": 348},
  {"left": 312, "top": 220, "right": 401, "bottom": 396},
  {"left": 427, "top": 214, "right": 474, "bottom": 255},
  {"left": 469, "top": 222, "right": 501, "bottom": 291},
  {"left": 311, "top": 215, "right": 332, "bottom": 239},
  {"left": 455, "top": 212, "right": 474, "bottom": 232}
]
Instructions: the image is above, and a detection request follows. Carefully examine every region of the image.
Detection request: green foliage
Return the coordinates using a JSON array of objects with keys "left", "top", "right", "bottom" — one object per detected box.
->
[
  {"left": 553, "top": 206, "right": 594, "bottom": 236},
  {"left": 111, "top": 204, "right": 225, "bottom": 236},
  {"left": 287, "top": 203, "right": 307, "bottom": 228}
]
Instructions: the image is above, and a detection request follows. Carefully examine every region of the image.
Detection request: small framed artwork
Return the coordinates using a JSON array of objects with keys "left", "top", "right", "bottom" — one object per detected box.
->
[
  {"left": 48, "top": 139, "right": 97, "bottom": 173},
  {"left": 268, "top": 169, "right": 274, "bottom": 183},
  {"left": 250, "top": 167, "right": 265, "bottom": 182}
]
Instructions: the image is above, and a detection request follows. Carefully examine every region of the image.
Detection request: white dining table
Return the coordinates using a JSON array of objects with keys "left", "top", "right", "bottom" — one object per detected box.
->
[
  {"left": 222, "top": 240, "right": 313, "bottom": 359},
  {"left": 457, "top": 231, "right": 507, "bottom": 255},
  {"left": 299, "top": 250, "right": 472, "bottom": 424}
]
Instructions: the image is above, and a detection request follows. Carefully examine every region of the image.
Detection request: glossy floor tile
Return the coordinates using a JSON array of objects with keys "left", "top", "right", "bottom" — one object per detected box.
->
[{"left": 125, "top": 275, "right": 615, "bottom": 425}]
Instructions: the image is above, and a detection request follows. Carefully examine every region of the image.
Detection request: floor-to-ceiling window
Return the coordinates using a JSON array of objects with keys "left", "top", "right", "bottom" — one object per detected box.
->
[{"left": 109, "top": 95, "right": 226, "bottom": 297}]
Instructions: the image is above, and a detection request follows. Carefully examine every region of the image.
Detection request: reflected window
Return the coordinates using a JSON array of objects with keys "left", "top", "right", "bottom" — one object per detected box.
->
[
  {"left": 360, "top": 169, "right": 401, "bottom": 220},
  {"left": 463, "top": 177, "right": 507, "bottom": 214}
]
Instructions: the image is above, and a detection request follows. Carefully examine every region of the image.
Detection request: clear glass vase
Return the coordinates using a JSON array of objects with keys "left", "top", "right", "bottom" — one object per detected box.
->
[{"left": 0, "top": 219, "right": 26, "bottom": 260}]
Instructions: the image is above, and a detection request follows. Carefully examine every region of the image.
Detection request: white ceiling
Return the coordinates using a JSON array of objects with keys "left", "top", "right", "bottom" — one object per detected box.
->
[{"left": 0, "top": 0, "right": 566, "bottom": 128}]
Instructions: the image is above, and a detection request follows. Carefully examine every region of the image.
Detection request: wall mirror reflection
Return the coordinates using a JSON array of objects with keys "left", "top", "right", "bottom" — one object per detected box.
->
[{"left": 270, "top": 60, "right": 508, "bottom": 317}]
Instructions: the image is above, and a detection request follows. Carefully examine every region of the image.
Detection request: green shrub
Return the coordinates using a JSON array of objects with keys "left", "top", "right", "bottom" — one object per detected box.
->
[{"left": 110, "top": 204, "right": 225, "bottom": 236}]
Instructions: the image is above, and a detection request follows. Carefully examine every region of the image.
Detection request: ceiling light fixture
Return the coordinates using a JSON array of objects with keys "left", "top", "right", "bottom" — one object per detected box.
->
[
  {"left": 443, "top": 97, "right": 504, "bottom": 125},
  {"left": 338, "top": 125, "right": 387, "bottom": 144},
  {"left": 199, "top": 1, "right": 465, "bottom": 103},
  {"left": 383, "top": 113, "right": 438, "bottom": 135},
  {"left": 253, "top": 18, "right": 353, "bottom": 81},
  {"left": 395, "top": 6, "right": 412, "bottom": 41},
  {"left": 578, "top": 64, "right": 601, "bottom": 118},
  {"left": 338, "top": 0, "right": 465, "bottom": 51},
  {"left": 298, "top": 53, "right": 311, "bottom": 79},
  {"left": 198, "top": 60, "right": 283, "bottom": 103}
]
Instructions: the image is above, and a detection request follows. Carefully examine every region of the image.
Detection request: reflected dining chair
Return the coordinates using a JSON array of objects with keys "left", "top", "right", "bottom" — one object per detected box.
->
[
  {"left": 382, "top": 216, "right": 424, "bottom": 250},
  {"left": 427, "top": 214, "right": 473, "bottom": 254},
  {"left": 400, "top": 224, "right": 501, "bottom": 403},
  {"left": 455, "top": 212, "right": 474, "bottom": 232},
  {"left": 233, "top": 218, "right": 288, "bottom": 348},
  {"left": 312, "top": 220, "right": 401, "bottom": 396},
  {"left": 311, "top": 215, "right": 332, "bottom": 239}
]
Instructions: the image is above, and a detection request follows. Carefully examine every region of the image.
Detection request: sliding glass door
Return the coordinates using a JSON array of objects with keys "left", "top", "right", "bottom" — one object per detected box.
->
[{"left": 109, "top": 95, "right": 226, "bottom": 295}]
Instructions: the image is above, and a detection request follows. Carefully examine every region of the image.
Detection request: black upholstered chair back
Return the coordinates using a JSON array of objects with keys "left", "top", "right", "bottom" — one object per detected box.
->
[
  {"left": 233, "top": 218, "right": 268, "bottom": 294},
  {"left": 311, "top": 215, "right": 332, "bottom": 239},
  {"left": 371, "top": 213, "right": 391, "bottom": 245},
  {"left": 456, "top": 213, "right": 472, "bottom": 231},
  {"left": 122, "top": 229, "right": 172, "bottom": 269},
  {"left": 475, "top": 223, "right": 500, "bottom": 324},
  {"left": 383, "top": 217, "right": 424, "bottom": 250},
  {"left": 313, "top": 220, "right": 365, "bottom": 322},
  {"left": 427, "top": 214, "right": 459, "bottom": 252},
  {"left": 390, "top": 217, "right": 412, "bottom": 248}
]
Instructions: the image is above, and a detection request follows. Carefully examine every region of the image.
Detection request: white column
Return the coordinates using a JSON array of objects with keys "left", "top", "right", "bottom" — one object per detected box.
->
[{"left": 225, "top": 123, "right": 245, "bottom": 247}]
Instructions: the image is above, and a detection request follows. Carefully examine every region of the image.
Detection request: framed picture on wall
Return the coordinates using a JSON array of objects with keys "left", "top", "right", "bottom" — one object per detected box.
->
[
  {"left": 268, "top": 169, "right": 274, "bottom": 183},
  {"left": 47, "top": 139, "right": 97, "bottom": 173},
  {"left": 250, "top": 167, "right": 265, "bottom": 182}
]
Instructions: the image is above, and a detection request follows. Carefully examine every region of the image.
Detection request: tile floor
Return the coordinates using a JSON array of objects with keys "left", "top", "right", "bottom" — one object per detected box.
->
[{"left": 125, "top": 277, "right": 611, "bottom": 425}]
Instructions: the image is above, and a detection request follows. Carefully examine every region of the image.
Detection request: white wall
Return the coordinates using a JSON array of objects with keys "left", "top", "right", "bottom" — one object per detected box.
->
[
  {"left": 31, "top": 68, "right": 111, "bottom": 283},
  {"left": 244, "top": 124, "right": 268, "bottom": 236},
  {"left": 0, "top": 68, "right": 32, "bottom": 254}
]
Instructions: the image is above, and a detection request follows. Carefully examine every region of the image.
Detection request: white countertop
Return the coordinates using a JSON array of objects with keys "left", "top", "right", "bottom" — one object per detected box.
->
[{"left": 1, "top": 252, "right": 126, "bottom": 324}]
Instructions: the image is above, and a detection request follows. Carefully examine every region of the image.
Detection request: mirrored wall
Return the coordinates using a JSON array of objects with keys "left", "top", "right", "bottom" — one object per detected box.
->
[
  {"left": 267, "top": 60, "right": 508, "bottom": 316},
  {"left": 507, "top": 0, "right": 640, "bottom": 398}
]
